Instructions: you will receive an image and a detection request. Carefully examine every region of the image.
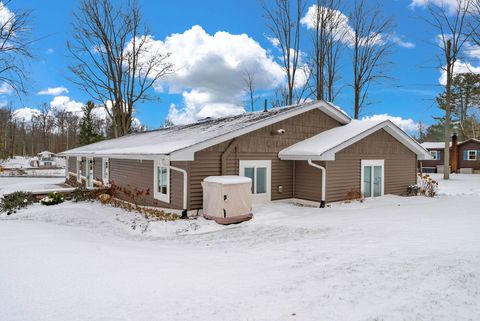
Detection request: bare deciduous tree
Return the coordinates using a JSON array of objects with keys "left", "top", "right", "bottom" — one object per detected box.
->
[
  {"left": 68, "top": 0, "right": 174, "bottom": 137},
  {"left": 425, "top": 0, "right": 474, "bottom": 179},
  {"left": 242, "top": 70, "right": 258, "bottom": 112},
  {"left": 307, "top": 0, "right": 345, "bottom": 102},
  {"left": 263, "top": 0, "right": 306, "bottom": 106},
  {"left": 350, "top": 0, "right": 394, "bottom": 119},
  {"left": 0, "top": 1, "right": 33, "bottom": 96}
]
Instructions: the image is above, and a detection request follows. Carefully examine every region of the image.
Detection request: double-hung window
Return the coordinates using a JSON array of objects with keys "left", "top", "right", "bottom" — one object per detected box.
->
[
  {"left": 430, "top": 150, "right": 440, "bottom": 160},
  {"left": 464, "top": 150, "right": 479, "bottom": 161},
  {"left": 154, "top": 160, "right": 169, "bottom": 203}
]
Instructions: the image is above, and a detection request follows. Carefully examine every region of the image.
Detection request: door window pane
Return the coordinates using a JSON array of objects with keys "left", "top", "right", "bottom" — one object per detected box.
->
[
  {"left": 256, "top": 167, "right": 267, "bottom": 194},
  {"left": 157, "top": 167, "right": 168, "bottom": 194},
  {"left": 373, "top": 166, "right": 382, "bottom": 197},
  {"left": 244, "top": 167, "right": 255, "bottom": 193},
  {"left": 363, "top": 166, "right": 372, "bottom": 197}
]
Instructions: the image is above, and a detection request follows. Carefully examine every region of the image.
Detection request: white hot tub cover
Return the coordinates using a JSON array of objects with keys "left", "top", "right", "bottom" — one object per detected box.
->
[{"left": 202, "top": 176, "right": 253, "bottom": 224}]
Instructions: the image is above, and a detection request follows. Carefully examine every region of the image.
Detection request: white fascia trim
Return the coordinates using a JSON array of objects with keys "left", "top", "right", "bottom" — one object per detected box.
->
[
  {"left": 170, "top": 101, "right": 351, "bottom": 161},
  {"left": 279, "top": 121, "right": 432, "bottom": 161},
  {"left": 59, "top": 153, "right": 170, "bottom": 161}
]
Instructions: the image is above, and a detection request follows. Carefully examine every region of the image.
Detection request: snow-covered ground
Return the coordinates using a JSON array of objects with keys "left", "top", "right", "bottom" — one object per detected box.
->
[
  {"left": 1, "top": 156, "right": 66, "bottom": 177},
  {"left": 0, "top": 175, "right": 479, "bottom": 321},
  {"left": 0, "top": 177, "right": 67, "bottom": 195}
]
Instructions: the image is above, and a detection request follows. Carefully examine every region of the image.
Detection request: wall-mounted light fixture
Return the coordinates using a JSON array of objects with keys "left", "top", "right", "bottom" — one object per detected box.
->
[{"left": 271, "top": 128, "right": 286, "bottom": 136}]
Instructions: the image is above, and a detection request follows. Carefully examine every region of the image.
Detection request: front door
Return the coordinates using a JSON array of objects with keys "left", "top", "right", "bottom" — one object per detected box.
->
[
  {"left": 86, "top": 158, "right": 94, "bottom": 189},
  {"left": 361, "top": 160, "right": 384, "bottom": 198},
  {"left": 239, "top": 160, "right": 271, "bottom": 203}
]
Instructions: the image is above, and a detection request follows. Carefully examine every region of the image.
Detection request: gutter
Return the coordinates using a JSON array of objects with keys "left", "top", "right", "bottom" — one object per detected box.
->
[
  {"left": 169, "top": 164, "right": 188, "bottom": 218},
  {"left": 307, "top": 159, "right": 326, "bottom": 208}
]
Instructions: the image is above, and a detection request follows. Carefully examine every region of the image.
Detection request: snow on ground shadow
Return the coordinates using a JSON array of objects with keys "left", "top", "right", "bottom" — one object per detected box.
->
[{"left": 0, "top": 174, "right": 479, "bottom": 321}]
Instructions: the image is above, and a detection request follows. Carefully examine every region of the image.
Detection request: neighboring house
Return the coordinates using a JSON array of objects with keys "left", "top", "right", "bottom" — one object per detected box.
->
[
  {"left": 30, "top": 151, "right": 57, "bottom": 167},
  {"left": 59, "top": 101, "right": 430, "bottom": 215},
  {"left": 420, "top": 134, "right": 480, "bottom": 173}
]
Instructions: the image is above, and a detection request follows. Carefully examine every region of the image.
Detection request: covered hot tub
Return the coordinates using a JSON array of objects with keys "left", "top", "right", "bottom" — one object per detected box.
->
[{"left": 201, "top": 176, "right": 253, "bottom": 225}]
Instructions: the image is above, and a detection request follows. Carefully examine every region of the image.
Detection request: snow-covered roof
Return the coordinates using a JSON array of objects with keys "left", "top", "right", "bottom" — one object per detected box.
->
[
  {"left": 203, "top": 176, "right": 251, "bottom": 185},
  {"left": 279, "top": 120, "right": 431, "bottom": 161},
  {"left": 421, "top": 142, "right": 450, "bottom": 149},
  {"left": 59, "top": 101, "right": 351, "bottom": 161}
]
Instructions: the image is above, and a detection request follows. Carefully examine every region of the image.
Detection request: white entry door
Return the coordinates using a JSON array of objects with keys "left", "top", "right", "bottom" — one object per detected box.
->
[
  {"left": 86, "top": 158, "right": 94, "bottom": 189},
  {"left": 239, "top": 160, "right": 271, "bottom": 203},
  {"left": 361, "top": 160, "right": 384, "bottom": 198}
]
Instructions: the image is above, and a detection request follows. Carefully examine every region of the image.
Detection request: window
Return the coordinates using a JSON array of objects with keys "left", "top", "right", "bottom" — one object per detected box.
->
[
  {"left": 102, "top": 158, "right": 109, "bottom": 185},
  {"left": 239, "top": 160, "right": 271, "bottom": 203},
  {"left": 464, "top": 150, "right": 479, "bottom": 161},
  {"left": 430, "top": 150, "right": 440, "bottom": 160},
  {"left": 154, "top": 160, "right": 169, "bottom": 203}
]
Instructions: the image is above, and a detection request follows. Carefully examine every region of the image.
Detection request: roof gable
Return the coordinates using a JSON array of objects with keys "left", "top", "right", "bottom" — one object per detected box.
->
[{"left": 279, "top": 120, "right": 431, "bottom": 160}]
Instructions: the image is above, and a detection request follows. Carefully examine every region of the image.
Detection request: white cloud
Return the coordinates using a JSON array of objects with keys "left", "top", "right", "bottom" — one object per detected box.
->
[
  {"left": 132, "top": 25, "right": 284, "bottom": 125},
  {"left": 410, "top": 0, "right": 460, "bottom": 13},
  {"left": 390, "top": 34, "right": 416, "bottom": 48},
  {"left": 50, "top": 95, "right": 83, "bottom": 113},
  {"left": 0, "top": 82, "right": 12, "bottom": 95},
  {"left": 0, "top": 2, "right": 14, "bottom": 30},
  {"left": 38, "top": 86, "right": 69, "bottom": 96},
  {"left": 14, "top": 107, "right": 40, "bottom": 123},
  {"left": 362, "top": 114, "right": 420, "bottom": 133},
  {"left": 45, "top": 48, "right": 54, "bottom": 54},
  {"left": 439, "top": 60, "right": 480, "bottom": 85},
  {"left": 301, "top": 5, "right": 413, "bottom": 49},
  {"left": 464, "top": 42, "right": 480, "bottom": 59}
]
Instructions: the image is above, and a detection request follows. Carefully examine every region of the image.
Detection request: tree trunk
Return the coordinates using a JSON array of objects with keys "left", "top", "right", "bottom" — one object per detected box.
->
[{"left": 444, "top": 40, "right": 452, "bottom": 180}]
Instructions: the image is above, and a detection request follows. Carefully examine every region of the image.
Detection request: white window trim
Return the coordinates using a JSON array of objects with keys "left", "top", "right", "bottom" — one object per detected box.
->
[
  {"left": 86, "top": 157, "right": 94, "bottom": 188},
  {"left": 102, "top": 157, "right": 110, "bottom": 185},
  {"left": 76, "top": 157, "right": 82, "bottom": 183},
  {"left": 153, "top": 159, "right": 170, "bottom": 203},
  {"left": 430, "top": 150, "right": 440, "bottom": 160},
  {"left": 361, "top": 159, "right": 385, "bottom": 197},
  {"left": 466, "top": 150, "right": 478, "bottom": 161},
  {"left": 239, "top": 160, "right": 271, "bottom": 203}
]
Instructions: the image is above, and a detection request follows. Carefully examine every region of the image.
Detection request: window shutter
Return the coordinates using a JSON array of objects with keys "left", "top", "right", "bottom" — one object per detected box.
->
[{"left": 464, "top": 150, "right": 468, "bottom": 160}]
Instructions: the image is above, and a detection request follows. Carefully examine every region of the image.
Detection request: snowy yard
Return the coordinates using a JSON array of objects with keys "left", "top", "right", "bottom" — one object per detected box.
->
[{"left": 0, "top": 175, "right": 479, "bottom": 320}]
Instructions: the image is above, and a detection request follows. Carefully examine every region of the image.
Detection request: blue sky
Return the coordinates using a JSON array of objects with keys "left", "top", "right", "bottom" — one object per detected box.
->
[{"left": 3, "top": 0, "right": 471, "bottom": 132}]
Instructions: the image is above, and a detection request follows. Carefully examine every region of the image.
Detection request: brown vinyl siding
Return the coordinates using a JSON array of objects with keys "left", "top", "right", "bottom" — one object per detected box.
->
[
  {"left": 109, "top": 159, "right": 187, "bottom": 209},
  {"left": 458, "top": 141, "right": 480, "bottom": 170},
  {"left": 325, "top": 129, "right": 417, "bottom": 202},
  {"left": 294, "top": 161, "right": 325, "bottom": 202},
  {"left": 421, "top": 148, "right": 444, "bottom": 169},
  {"left": 188, "top": 109, "right": 340, "bottom": 209}
]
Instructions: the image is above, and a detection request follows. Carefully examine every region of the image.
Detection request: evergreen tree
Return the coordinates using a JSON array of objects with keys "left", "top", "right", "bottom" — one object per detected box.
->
[{"left": 79, "top": 101, "right": 103, "bottom": 146}]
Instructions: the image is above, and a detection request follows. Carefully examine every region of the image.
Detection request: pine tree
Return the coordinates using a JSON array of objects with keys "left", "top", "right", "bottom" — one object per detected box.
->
[{"left": 79, "top": 101, "right": 103, "bottom": 146}]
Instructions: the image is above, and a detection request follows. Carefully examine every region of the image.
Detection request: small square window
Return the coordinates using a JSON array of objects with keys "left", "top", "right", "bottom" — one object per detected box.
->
[{"left": 430, "top": 151, "right": 440, "bottom": 160}]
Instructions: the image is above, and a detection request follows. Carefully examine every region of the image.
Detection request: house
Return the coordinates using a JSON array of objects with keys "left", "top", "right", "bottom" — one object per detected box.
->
[
  {"left": 420, "top": 134, "right": 480, "bottom": 174},
  {"left": 30, "top": 151, "right": 57, "bottom": 167},
  {"left": 59, "top": 101, "right": 430, "bottom": 215}
]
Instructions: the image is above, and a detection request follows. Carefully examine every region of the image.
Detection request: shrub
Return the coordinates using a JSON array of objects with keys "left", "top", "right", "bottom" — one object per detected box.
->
[
  {"left": 417, "top": 174, "right": 438, "bottom": 197},
  {"left": 71, "top": 186, "right": 97, "bottom": 202},
  {"left": 40, "top": 192, "right": 65, "bottom": 206},
  {"left": 0, "top": 191, "right": 34, "bottom": 215}
]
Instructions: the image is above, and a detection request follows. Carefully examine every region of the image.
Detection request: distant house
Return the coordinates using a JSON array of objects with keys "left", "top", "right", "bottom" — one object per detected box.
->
[
  {"left": 59, "top": 101, "right": 430, "bottom": 215},
  {"left": 420, "top": 134, "right": 480, "bottom": 174},
  {"left": 30, "top": 151, "right": 57, "bottom": 168}
]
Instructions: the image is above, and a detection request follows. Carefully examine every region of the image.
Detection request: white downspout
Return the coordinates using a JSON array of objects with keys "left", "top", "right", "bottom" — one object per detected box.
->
[
  {"left": 169, "top": 165, "right": 188, "bottom": 218},
  {"left": 307, "top": 159, "right": 326, "bottom": 208}
]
